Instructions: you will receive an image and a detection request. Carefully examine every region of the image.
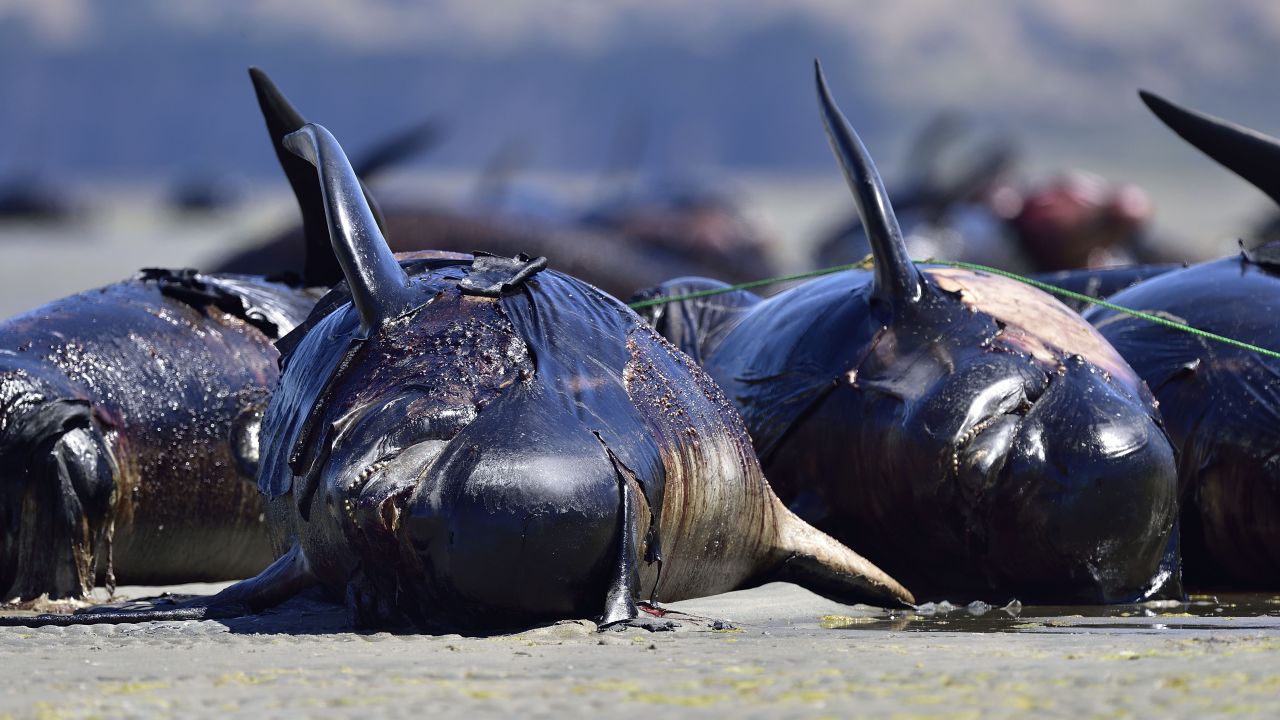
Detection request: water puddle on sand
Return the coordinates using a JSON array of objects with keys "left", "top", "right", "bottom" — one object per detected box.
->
[{"left": 819, "top": 594, "right": 1280, "bottom": 634}]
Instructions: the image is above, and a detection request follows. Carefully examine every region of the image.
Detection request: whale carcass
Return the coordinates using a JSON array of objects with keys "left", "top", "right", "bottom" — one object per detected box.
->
[
  {"left": 0, "top": 270, "right": 316, "bottom": 602},
  {"left": 633, "top": 63, "right": 1181, "bottom": 603},
  {"left": 1084, "top": 91, "right": 1280, "bottom": 588}
]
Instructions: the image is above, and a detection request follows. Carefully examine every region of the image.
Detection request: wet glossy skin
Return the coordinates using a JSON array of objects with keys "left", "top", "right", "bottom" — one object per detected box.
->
[
  {"left": 1085, "top": 252, "right": 1280, "bottom": 588},
  {"left": 0, "top": 272, "right": 316, "bottom": 601},
  {"left": 258, "top": 255, "right": 909, "bottom": 631},
  {"left": 1077, "top": 89, "right": 1280, "bottom": 589},
  {"left": 638, "top": 264, "right": 1180, "bottom": 603}
]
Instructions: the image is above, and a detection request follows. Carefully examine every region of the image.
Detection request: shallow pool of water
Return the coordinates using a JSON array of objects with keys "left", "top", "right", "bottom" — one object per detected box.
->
[{"left": 820, "top": 593, "right": 1280, "bottom": 634}]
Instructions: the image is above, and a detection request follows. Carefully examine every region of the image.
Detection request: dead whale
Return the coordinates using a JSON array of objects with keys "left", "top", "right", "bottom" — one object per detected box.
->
[
  {"left": 0, "top": 66, "right": 359, "bottom": 603},
  {"left": 632, "top": 63, "right": 1182, "bottom": 604},
  {"left": 0, "top": 270, "right": 317, "bottom": 602},
  {"left": 1083, "top": 90, "right": 1280, "bottom": 588}
]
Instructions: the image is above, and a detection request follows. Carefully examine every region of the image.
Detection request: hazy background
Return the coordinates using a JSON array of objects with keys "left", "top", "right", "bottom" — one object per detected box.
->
[{"left": 1, "top": 0, "right": 1278, "bottom": 313}]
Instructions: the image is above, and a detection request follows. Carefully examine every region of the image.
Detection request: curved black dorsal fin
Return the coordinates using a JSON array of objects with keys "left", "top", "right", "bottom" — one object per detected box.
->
[
  {"left": 249, "top": 67, "right": 387, "bottom": 287},
  {"left": 814, "top": 60, "right": 923, "bottom": 305},
  {"left": 284, "top": 123, "right": 412, "bottom": 332},
  {"left": 1140, "top": 90, "right": 1280, "bottom": 208}
]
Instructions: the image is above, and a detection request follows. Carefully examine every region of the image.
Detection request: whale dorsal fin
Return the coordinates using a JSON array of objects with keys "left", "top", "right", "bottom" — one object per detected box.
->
[
  {"left": 1141, "top": 90, "right": 1280, "bottom": 209},
  {"left": 249, "top": 67, "right": 389, "bottom": 287},
  {"left": 815, "top": 60, "right": 923, "bottom": 306},
  {"left": 285, "top": 123, "right": 412, "bottom": 332}
]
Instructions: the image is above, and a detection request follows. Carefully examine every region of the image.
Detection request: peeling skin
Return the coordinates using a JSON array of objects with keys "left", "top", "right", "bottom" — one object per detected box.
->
[
  {"left": 927, "top": 267, "right": 1138, "bottom": 385},
  {"left": 0, "top": 271, "right": 317, "bottom": 601}
]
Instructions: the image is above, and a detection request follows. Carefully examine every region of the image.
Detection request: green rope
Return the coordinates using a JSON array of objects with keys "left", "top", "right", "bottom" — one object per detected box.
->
[{"left": 627, "top": 258, "right": 1280, "bottom": 361}]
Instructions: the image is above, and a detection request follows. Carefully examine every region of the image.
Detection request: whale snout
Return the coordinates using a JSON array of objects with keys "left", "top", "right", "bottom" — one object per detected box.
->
[
  {"left": 902, "top": 354, "right": 1180, "bottom": 601},
  {"left": 976, "top": 361, "right": 1181, "bottom": 602}
]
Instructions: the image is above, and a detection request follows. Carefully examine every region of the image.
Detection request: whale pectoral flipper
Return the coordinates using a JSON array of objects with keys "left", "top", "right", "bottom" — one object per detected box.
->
[
  {"left": 772, "top": 553, "right": 914, "bottom": 609},
  {"left": 0, "top": 544, "right": 318, "bottom": 628},
  {"left": 199, "top": 543, "right": 317, "bottom": 614},
  {"left": 600, "top": 453, "right": 642, "bottom": 627},
  {"left": 766, "top": 499, "right": 915, "bottom": 608}
]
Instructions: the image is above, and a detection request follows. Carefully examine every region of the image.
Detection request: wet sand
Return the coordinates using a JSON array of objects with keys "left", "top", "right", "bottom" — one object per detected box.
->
[{"left": 3, "top": 582, "right": 1278, "bottom": 718}]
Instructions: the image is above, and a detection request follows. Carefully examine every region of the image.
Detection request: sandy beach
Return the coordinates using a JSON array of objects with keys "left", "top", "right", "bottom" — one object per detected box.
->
[{"left": 3, "top": 583, "right": 1279, "bottom": 718}]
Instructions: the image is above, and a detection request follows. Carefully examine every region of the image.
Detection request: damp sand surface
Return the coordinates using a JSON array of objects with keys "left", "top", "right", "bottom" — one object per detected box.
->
[{"left": 2, "top": 583, "right": 1279, "bottom": 719}]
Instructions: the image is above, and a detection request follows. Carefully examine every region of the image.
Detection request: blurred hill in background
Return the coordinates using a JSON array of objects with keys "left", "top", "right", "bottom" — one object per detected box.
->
[
  {"left": 2, "top": 1, "right": 1278, "bottom": 180},
  {"left": 0, "top": 0, "right": 1278, "bottom": 316}
]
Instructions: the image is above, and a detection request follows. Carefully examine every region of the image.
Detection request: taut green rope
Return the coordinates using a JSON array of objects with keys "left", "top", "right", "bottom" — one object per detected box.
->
[{"left": 627, "top": 259, "right": 1280, "bottom": 361}]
